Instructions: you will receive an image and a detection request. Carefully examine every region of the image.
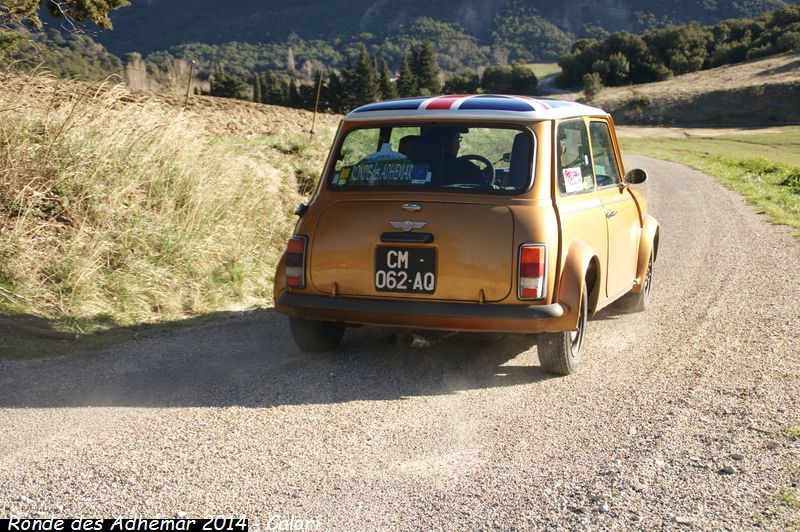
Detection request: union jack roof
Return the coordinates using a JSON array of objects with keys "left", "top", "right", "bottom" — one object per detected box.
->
[{"left": 347, "top": 94, "right": 606, "bottom": 121}]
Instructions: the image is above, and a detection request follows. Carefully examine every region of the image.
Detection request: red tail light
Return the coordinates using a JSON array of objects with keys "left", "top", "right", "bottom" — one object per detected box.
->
[
  {"left": 285, "top": 236, "right": 307, "bottom": 288},
  {"left": 518, "top": 244, "right": 546, "bottom": 300}
]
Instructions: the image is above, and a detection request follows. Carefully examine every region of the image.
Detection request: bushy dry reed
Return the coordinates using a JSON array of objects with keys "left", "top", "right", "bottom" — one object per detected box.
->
[{"left": 0, "top": 72, "right": 334, "bottom": 332}]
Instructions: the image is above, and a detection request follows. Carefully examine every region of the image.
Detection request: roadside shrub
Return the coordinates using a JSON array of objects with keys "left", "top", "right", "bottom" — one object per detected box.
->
[
  {"left": 479, "top": 62, "right": 539, "bottom": 95},
  {"left": 737, "top": 158, "right": 784, "bottom": 175},
  {"left": 443, "top": 71, "right": 480, "bottom": 93},
  {"left": 780, "top": 171, "right": 800, "bottom": 194},
  {"left": 734, "top": 159, "right": 800, "bottom": 195},
  {"left": 582, "top": 72, "right": 603, "bottom": 102}
]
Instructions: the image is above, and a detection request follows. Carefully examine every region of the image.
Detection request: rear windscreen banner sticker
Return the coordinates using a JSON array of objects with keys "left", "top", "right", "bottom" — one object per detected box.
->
[{"left": 333, "top": 162, "right": 431, "bottom": 186}]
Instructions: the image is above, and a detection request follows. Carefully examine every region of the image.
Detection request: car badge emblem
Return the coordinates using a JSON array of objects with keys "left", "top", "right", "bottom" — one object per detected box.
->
[
  {"left": 390, "top": 220, "right": 427, "bottom": 232},
  {"left": 401, "top": 203, "right": 422, "bottom": 212}
]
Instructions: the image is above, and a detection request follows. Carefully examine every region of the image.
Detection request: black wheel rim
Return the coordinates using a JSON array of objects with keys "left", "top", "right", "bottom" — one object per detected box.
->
[{"left": 643, "top": 255, "right": 653, "bottom": 299}]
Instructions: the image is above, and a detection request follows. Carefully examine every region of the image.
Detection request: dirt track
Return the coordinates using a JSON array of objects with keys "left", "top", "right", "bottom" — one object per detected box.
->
[{"left": 1, "top": 156, "right": 799, "bottom": 529}]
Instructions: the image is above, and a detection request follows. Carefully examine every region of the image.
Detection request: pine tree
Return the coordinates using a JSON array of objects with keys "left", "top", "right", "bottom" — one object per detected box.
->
[
  {"left": 281, "top": 79, "right": 290, "bottom": 104},
  {"left": 264, "top": 70, "right": 284, "bottom": 104},
  {"left": 410, "top": 44, "right": 420, "bottom": 75},
  {"left": 413, "top": 41, "right": 441, "bottom": 95},
  {"left": 259, "top": 72, "right": 269, "bottom": 103},
  {"left": 252, "top": 73, "right": 262, "bottom": 103},
  {"left": 339, "top": 61, "right": 357, "bottom": 111},
  {"left": 286, "top": 46, "right": 296, "bottom": 73},
  {"left": 287, "top": 78, "right": 301, "bottom": 107},
  {"left": 378, "top": 59, "right": 398, "bottom": 100},
  {"left": 297, "top": 83, "right": 317, "bottom": 110},
  {"left": 326, "top": 69, "right": 344, "bottom": 113},
  {"left": 352, "top": 44, "right": 379, "bottom": 106},
  {"left": 396, "top": 53, "right": 418, "bottom": 97},
  {"left": 210, "top": 69, "right": 249, "bottom": 100}
]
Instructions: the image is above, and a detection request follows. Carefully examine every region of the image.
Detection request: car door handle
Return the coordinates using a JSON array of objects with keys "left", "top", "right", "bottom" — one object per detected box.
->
[{"left": 606, "top": 210, "right": 617, "bottom": 218}]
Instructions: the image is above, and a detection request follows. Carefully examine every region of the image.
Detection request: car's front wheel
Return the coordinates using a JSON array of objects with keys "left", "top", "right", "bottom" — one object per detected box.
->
[
  {"left": 289, "top": 317, "right": 345, "bottom": 352},
  {"left": 537, "top": 285, "right": 587, "bottom": 375}
]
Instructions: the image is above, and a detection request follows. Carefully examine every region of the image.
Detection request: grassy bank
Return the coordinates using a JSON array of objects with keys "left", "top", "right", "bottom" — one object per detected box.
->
[
  {"left": 527, "top": 63, "right": 561, "bottom": 79},
  {"left": 619, "top": 127, "right": 800, "bottom": 236},
  {"left": 0, "top": 73, "right": 335, "bottom": 340}
]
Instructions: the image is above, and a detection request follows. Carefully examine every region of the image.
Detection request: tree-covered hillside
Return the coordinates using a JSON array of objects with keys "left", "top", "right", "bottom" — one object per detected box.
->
[
  {"left": 5, "top": 29, "right": 123, "bottom": 80},
  {"left": 88, "top": 0, "right": 794, "bottom": 56},
  {"left": 145, "top": 17, "right": 495, "bottom": 81},
  {"left": 559, "top": 5, "right": 800, "bottom": 88}
]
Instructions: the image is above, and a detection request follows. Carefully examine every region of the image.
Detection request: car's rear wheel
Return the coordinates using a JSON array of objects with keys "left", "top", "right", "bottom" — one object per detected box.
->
[
  {"left": 289, "top": 317, "right": 345, "bottom": 352},
  {"left": 537, "top": 285, "right": 587, "bottom": 375}
]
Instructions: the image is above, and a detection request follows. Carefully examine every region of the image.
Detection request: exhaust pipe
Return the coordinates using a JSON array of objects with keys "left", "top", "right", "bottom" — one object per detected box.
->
[
  {"left": 388, "top": 331, "right": 457, "bottom": 347},
  {"left": 403, "top": 333, "right": 429, "bottom": 348}
]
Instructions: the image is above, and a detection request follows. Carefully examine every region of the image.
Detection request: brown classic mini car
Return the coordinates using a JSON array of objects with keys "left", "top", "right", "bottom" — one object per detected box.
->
[{"left": 274, "top": 95, "right": 659, "bottom": 375}]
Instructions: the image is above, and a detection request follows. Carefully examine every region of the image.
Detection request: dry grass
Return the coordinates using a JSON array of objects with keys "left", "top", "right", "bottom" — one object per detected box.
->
[
  {"left": 592, "top": 50, "right": 800, "bottom": 126},
  {"left": 0, "top": 71, "right": 338, "bottom": 333}
]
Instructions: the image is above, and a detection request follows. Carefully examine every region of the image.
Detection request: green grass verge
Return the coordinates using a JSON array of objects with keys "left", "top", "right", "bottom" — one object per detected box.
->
[
  {"left": 620, "top": 127, "right": 800, "bottom": 236},
  {"left": 526, "top": 63, "right": 561, "bottom": 79}
]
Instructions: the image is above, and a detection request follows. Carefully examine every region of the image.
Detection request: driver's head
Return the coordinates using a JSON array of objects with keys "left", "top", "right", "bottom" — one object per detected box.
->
[
  {"left": 422, "top": 126, "right": 468, "bottom": 157},
  {"left": 446, "top": 132, "right": 461, "bottom": 156}
]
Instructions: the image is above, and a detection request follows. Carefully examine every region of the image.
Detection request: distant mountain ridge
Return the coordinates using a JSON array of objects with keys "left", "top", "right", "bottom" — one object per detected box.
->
[{"left": 89, "top": 0, "right": 794, "bottom": 56}]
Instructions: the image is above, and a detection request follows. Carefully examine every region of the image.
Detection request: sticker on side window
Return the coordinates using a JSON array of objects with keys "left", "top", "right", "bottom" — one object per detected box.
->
[{"left": 563, "top": 167, "right": 583, "bottom": 193}]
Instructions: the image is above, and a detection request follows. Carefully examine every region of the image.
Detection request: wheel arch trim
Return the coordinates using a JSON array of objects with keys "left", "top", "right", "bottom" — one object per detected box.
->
[
  {"left": 632, "top": 215, "right": 659, "bottom": 293},
  {"left": 554, "top": 239, "right": 598, "bottom": 330}
]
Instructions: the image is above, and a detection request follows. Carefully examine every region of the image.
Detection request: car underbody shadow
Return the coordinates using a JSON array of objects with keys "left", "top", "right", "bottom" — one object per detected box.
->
[
  {"left": 589, "top": 297, "right": 636, "bottom": 322},
  {"left": 0, "top": 310, "right": 557, "bottom": 408}
]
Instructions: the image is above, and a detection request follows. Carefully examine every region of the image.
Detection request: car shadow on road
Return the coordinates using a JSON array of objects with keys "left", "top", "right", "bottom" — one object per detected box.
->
[
  {"left": 0, "top": 309, "right": 557, "bottom": 408},
  {"left": 588, "top": 298, "right": 635, "bottom": 322}
]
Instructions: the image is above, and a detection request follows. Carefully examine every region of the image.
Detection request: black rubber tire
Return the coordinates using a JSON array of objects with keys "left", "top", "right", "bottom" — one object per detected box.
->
[
  {"left": 289, "top": 317, "right": 345, "bottom": 352},
  {"left": 619, "top": 250, "right": 653, "bottom": 313},
  {"left": 537, "top": 285, "right": 588, "bottom": 376}
]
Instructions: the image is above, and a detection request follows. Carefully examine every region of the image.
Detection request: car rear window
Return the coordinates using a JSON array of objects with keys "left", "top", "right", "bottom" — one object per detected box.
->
[{"left": 327, "top": 125, "right": 534, "bottom": 192}]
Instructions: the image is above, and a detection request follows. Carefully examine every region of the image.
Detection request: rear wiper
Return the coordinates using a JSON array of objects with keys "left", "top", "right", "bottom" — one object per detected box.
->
[{"left": 442, "top": 183, "right": 489, "bottom": 189}]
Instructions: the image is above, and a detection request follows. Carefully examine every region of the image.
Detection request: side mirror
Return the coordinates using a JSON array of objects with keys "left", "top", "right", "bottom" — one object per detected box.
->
[
  {"left": 501, "top": 152, "right": 511, "bottom": 163},
  {"left": 624, "top": 168, "right": 648, "bottom": 185},
  {"left": 294, "top": 202, "right": 308, "bottom": 217}
]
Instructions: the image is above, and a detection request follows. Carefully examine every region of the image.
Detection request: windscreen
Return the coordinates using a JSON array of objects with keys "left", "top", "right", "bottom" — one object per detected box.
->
[{"left": 328, "top": 125, "right": 533, "bottom": 192}]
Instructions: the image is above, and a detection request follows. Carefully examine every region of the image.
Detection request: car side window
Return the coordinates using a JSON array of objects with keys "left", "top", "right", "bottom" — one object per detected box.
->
[
  {"left": 335, "top": 128, "right": 381, "bottom": 168},
  {"left": 589, "top": 121, "right": 622, "bottom": 187},
  {"left": 556, "top": 119, "right": 595, "bottom": 195}
]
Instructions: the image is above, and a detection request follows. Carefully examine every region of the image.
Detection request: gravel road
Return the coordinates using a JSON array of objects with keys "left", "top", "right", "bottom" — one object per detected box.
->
[{"left": 1, "top": 156, "right": 798, "bottom": 530}]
